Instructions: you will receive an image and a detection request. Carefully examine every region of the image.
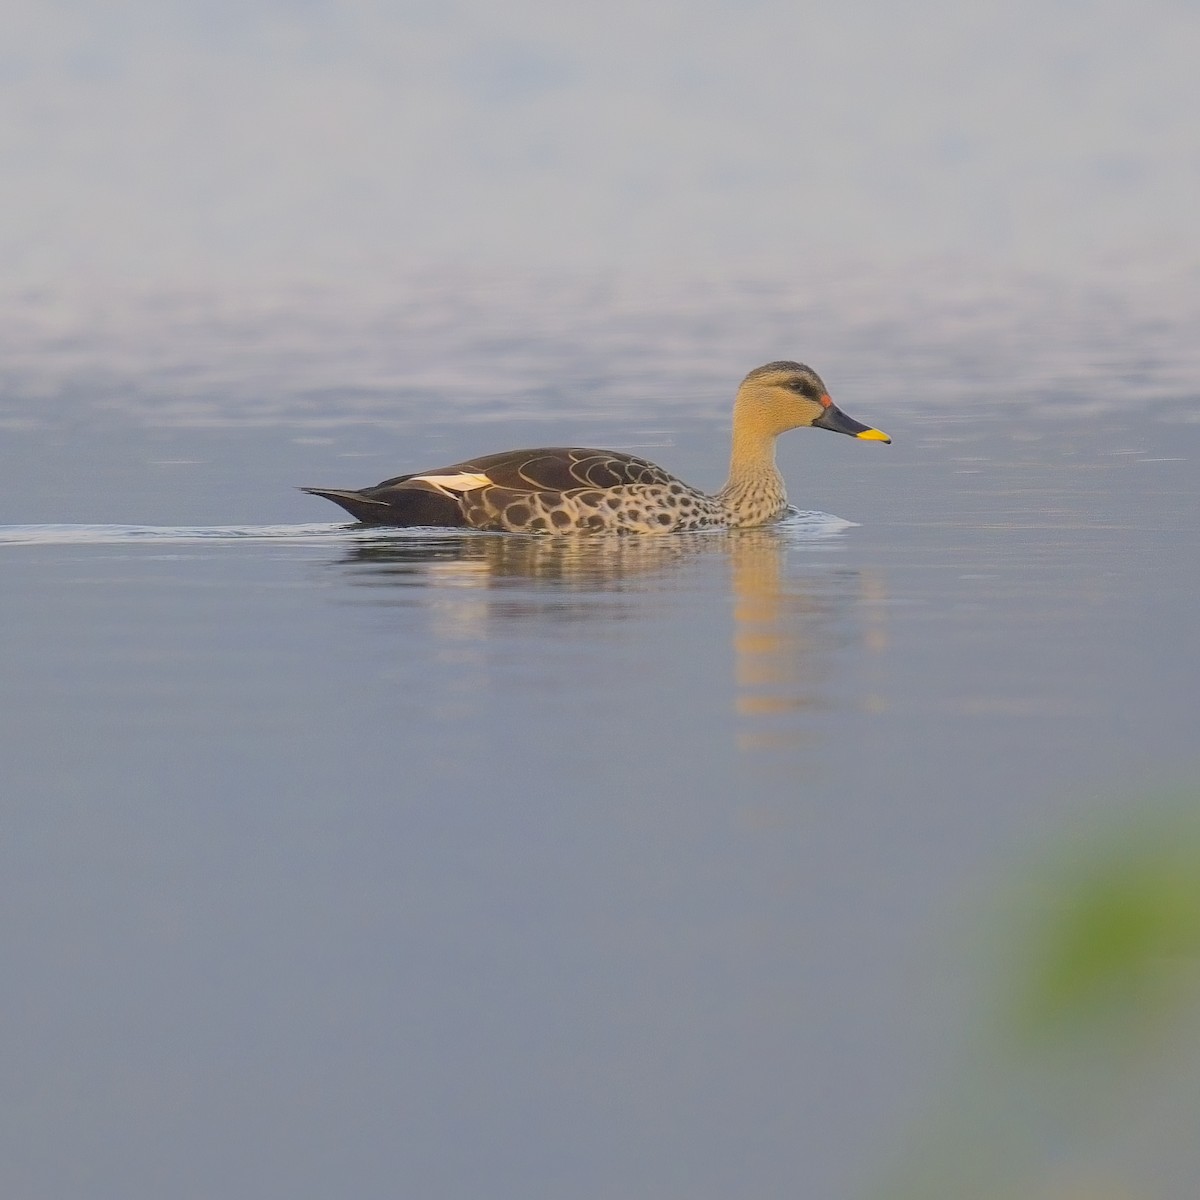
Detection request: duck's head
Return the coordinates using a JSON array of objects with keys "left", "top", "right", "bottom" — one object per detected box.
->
[{"left": 737, "top": 361, "right": 891, "bottom": 443}]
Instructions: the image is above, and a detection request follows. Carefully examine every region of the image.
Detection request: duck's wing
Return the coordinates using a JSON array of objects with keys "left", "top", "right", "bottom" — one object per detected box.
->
[
  {"left": 304, "top": 448, "right": 684, "bottom": 527},
  {"left": 373, "top": 447, "right": 682, "bottom": 493}
]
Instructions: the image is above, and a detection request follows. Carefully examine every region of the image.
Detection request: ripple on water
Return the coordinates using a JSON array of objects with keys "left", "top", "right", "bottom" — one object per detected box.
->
[
  {"left": 0, "top": 523, "right": 350, "bottom": 546},
  {"left": 0, "top": 510, "right": 853, "bottom": 547}
]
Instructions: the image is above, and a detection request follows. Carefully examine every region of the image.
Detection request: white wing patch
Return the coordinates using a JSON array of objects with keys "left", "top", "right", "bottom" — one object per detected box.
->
[{"left": 415, "top": 472, "right": 494, "bottom": 493}]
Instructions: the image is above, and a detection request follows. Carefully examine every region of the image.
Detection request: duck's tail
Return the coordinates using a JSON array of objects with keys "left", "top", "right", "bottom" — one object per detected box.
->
[
  {"left": 299, "top": 486, "right": 470, "bottom": 527},
  {"left": 299, "top": 487, "right": 395, "bottom": 524}
]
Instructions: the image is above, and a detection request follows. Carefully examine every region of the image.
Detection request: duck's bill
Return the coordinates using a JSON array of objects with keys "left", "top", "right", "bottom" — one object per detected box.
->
[{"left": 815, "top": 402, "right": 891, "bottom": 443}]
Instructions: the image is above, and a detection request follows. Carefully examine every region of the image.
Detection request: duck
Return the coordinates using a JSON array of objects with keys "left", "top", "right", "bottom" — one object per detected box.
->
[{"left": 301, "top": 361, "right": 890, "bottom": 533}]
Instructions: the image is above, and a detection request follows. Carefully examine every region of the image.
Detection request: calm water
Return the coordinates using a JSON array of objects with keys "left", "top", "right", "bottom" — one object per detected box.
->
[{"left": 3, "top": 271, "right": 1199, "bottom": 1199}]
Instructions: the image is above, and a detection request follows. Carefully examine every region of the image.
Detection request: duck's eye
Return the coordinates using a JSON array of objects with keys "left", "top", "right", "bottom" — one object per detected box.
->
[{"left": 788, "top": 378, "right": 815, "bottom": 397}]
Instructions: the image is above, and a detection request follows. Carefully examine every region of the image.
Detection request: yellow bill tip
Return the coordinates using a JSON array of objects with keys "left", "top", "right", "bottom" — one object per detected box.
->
[{"left": 856, "top": 427, "right": 891, "bottom": 443}]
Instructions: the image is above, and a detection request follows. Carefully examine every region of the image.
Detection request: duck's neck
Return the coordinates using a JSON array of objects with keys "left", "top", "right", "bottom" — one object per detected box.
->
[{"left": 717, "top": 418, "right": 788, "bottom": 526}]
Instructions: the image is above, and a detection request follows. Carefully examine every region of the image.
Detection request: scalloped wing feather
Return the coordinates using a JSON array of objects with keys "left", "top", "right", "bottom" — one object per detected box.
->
[{"left": 371, "top": 448, "right": 680, "bottom": 496}]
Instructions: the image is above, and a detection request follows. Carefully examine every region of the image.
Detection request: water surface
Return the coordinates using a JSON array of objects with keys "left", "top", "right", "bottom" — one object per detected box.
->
[{"left": 3, "top": 273, "right": 1198, "bottom": 1199}]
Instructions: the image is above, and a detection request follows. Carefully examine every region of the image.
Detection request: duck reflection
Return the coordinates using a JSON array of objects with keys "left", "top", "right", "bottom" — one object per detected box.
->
[
  {"left": 329, "top": 523, "right": 887, "bottom": 749},
  {"left": 727, "top": 535, "right": 889, "bottom": 750},
  {"left": 338, "top": 529, "right": 716, "bottom": 629},
  {"left": 342, "top": 529, "right": 707, "bottom": 589}
]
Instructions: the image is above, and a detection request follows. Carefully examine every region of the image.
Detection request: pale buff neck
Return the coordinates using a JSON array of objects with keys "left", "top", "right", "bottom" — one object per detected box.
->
[{"left": 716, "top": 394, "right": 786, "bottom": 504}]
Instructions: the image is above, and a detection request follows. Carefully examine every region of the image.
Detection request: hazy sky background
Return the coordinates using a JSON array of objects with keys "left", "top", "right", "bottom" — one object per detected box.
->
[{"left": 3, "top": 0, "right": 1198, "bottom": 287}]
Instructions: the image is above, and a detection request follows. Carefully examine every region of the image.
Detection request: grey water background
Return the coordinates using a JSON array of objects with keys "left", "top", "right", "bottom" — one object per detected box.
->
[
  {"left": 6, "top": 0, "right": 1200, "bottom": 1195},
  {"left": 2, "top": 269, "right": 1199, "bottom": 1199}
]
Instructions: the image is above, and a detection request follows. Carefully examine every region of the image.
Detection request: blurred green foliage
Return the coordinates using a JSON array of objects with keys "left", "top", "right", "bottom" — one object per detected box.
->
[
  {"left": 879, "top": 791, "right": 1200, "bottom": 1200},
  {"left": 1014, "top": 812, "right": 1200, "bottom": 1043}
]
